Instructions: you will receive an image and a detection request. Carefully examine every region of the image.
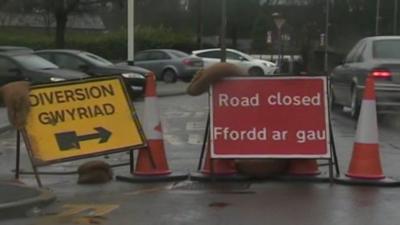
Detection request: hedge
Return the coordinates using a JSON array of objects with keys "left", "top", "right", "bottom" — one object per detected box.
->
[{"left": 0, "top": 26, "right": 197, "bottom": 60}]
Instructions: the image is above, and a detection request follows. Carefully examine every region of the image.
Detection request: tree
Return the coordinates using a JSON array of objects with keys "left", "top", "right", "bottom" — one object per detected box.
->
[
  {"left": 251, "top": 12, "right": 269, "bottom": 53},
  {"left": 227, "top": 0, "right": 260, "bottom": 49},
  {"left": 51, "top": 0, "right": 81, "bottom": 48},
  {"left": 135, "top": 0, "right": 185, "bottom": 29},
  {"left": 1, "top": 0, "right": 113, "bottom": 48}
]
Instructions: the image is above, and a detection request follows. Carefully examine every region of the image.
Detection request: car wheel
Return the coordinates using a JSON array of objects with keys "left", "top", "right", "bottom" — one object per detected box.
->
[
  {"left": 249, "top": 67, "right": 264, "bottom": 76},
  {"left": 162, "top": 69, "right": 177, "bottom": 83},
  {"left": 350, "top": 88, "right": 360, "bottom": 119}
]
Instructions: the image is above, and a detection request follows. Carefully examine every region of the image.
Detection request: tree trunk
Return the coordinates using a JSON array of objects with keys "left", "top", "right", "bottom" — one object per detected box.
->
[
  {"left": 55, "top": 13, "right": 67, "bottom": 48},
  {"left": 231, "top": 25, "right": 237, "bottom": 49},
  {"left": 196, "top": 0, "right": 203, "bottom": 49},
  {"left": 53, "top": 0, "right": 80, "bottom": 48}
]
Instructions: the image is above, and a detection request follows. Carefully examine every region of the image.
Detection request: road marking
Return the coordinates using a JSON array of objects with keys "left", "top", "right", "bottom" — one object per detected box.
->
[
  {"left": 186, "top": 122, "right": 205, "bottom": 131},
  {"left": 188, "top": 134, "right": 203, "bottom": 145},
  {"left": 164, "top": 112, "right": 191, "bottom": 118},
  {"left": 164, "top": 134, "right": 185, "bottom": 146},
  {"left": 124, "top": 187, "right": 167, "bottom": 195},
  {"left": 124, "top": 184, "right": 174, "bottom": 195},
  {"left": 36, "top": 204, "right": 119, "bottom": 225},
  {"left": 60, "top": 204, "right": 119, "bottom": 217},
  {"left": 194, "top": 112, "right": 206, "bottom": 118}
]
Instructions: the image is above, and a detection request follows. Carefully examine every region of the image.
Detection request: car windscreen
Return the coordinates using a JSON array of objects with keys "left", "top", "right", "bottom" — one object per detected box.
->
[
  {"left": 234, "top": 51, "right": 253, "bottom": 61},
  {"left": 169, "top": 50, "right": 189, "bottom": 58},
  {"left": 79, "top": 52, "right": 113, "bottom": 66},
  {"left": 13, "top": 54, "right": 58, "bottom": 70},
  {"left": 373, "top": 39, "right": 400, "bottom": 59}
]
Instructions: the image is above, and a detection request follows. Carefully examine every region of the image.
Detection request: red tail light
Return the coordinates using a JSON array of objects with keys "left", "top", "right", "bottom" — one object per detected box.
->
[
  {"left": 182, "top": 58, "right": 194, "bottom": 66},
  {"left": 370, "top": 69, "right": 392, "bottom": 78}
]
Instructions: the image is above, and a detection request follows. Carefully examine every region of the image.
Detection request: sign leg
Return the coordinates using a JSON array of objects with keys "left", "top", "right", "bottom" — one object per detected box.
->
[
  {"left": 15, "top": 130, "right": 21, "bottom": 180},
  {"left": 329, "top": 157, "right": 334, "bottom": 184},
  {"left": 329, "top": 123, "right": 340, "bottom": 176},
  {"left": 21, "top": 131, "right": 43, "bottom": 187},
  {"left": 31, "top": 165, "right": 43, "bottom": 188},
  {"left": 26, "top": 150, "right": 42, "bottom": 188},
  {"left": 197, "top": 113, "right": 210, "bottom": 171},
  {"left": 129, "top": 150, "right": 134, "bottom": 173},
  {"left": 328, "top": 77, "right": 340, "bottom": 176}
]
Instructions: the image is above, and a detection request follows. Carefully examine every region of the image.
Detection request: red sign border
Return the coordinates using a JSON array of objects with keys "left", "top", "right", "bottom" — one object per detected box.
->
[{"left": 209, "top": 76, "right": 331, "bottom": 159}]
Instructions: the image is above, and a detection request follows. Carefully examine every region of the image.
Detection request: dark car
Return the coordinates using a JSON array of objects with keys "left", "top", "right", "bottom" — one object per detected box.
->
[
  {"left": 130, "top": 49, "right": 203, "bottom": 83},
  {"left": 331, "top": 36, "right": 400, "bottom": 118},
  {"left": 35, "top": 50, "right": 149, "bottom": 96},
  {"left": 0, "top": 51, "right": 88, "bottom": 85}
]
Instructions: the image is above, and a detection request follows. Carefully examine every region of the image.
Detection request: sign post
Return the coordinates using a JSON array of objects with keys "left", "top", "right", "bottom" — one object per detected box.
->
[
  {"left": 272, "top": 12, "right": 286, "bottom": 73},
  {"left": 22, "top": 77, "right": 146, "bottom": 185},
  {"left": 127, "top": 0, "right": 135, "bottom": 65}
]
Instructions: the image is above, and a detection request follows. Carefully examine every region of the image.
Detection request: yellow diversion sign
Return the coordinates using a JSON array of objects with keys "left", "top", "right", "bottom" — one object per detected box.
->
[{"left": 23, "top": 76, "right": 146, "bottom": 165}]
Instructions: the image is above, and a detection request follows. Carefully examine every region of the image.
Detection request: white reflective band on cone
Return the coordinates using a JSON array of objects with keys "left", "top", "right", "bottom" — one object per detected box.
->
[
  {"left": 355, "top": 100, "right": 378, "bottom": 144},
  {"left": 144, "top": 97, "right": 162, "bottom": 140}
]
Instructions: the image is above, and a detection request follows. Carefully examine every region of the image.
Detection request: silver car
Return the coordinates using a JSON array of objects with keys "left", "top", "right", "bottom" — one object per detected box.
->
[
  {"left": 192, "top": 48, "right": 277, "bottom": 76},
  {"left": 331, "top": 36, "right": 400, "bottom": 118},
  {"left": 133, "top": 49, "right": 203, "bottom": 83}
]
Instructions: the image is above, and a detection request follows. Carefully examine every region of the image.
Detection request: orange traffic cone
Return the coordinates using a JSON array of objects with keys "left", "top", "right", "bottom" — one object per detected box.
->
[
  {"left": 190, "top": 132, "right": 247, "bottom": 181},
  {"left": 116, "top": 73, "right": 188, "bottom": 182},
  {"left": 287, "top": 159, "right": 321, "bottom": 176},
  {"left": 278, "top": 159, "right": 330, "bottom": 182},
  {"left": 190, "top": 135, "right": 248, "bottom": 181},
  {"left": 346, "top": 76, "right": 384, "bottom": 179},
  {"left": 200, "top": 139, "right": 237, "bottom": 175},
  {"left": 335, "top": 76, "right": 400, "bottom": 186}
]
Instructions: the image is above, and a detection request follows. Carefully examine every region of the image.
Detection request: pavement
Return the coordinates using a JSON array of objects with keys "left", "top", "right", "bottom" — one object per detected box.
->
[
  {"left": 0, "top": 182, "right": 55, "bottom": 219},
  {"left": 0, "top": 80, "right": 189, "bottom": 219},
  {"left": 0, "top": 108, "right": 10, "bottom": 134}
]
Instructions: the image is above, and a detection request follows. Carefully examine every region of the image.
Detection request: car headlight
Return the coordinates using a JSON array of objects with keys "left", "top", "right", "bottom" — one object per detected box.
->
[
  {"left": 121, "top": 73, "right": 144, "bottom": 79},
  {"left": 50, "top": 77, "right": 66, "bottom": 82}
]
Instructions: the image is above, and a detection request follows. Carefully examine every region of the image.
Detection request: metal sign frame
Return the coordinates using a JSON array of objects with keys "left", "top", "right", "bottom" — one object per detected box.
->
[
  {"left": 194, "top": 75, "right": 339, "bottom": 182},
  {"left": 209, "top": 76, "right": 331, "bottom": 159}
]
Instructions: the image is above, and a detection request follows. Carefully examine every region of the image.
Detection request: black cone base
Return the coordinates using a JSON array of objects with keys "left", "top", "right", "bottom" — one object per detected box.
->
[{"left": 116, "top": 172, "right": 189, "bottom": 183}]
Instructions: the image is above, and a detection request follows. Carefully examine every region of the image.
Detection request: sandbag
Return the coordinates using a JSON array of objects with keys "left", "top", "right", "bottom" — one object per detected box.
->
[
  {"left": 189, "top": 63, "right": 291, "bottom": 178},
  {"left": 0, "top": 81, "right": 31, "bottom": 129},
  {"left": 187, "top": 63, "right": 242, "bottom": 96},
  {"left": 77, "top": 160, "right": 113, "bottom": 184}
]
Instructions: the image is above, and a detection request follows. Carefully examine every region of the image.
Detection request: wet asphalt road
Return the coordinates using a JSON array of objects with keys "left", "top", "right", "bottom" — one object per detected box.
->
[{"left": 2, "top": 93, "right": 400, "bottom": 224}]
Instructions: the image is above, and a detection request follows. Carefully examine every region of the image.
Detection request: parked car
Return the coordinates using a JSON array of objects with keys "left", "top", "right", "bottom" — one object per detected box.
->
[
  {"left": 251, "top": 54, "right": 305, "bottom": 75},
  {"left": 127, "top": 49, "right": 203, "bottom": 83},
  {"left": 330, "top": 36, "right": 400, "bottom": 118},
  {"left": 35, "top": 49, "right": 148, "bottom": 96},
  {"left": 191, "top": 48, "right": 277, "bottom": 76},
  {"left": 0, "top": 46, "right": 33, "bottom": 53},
  {"left": 0, "top": 51, "right": 88, "bottom": 85}
]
